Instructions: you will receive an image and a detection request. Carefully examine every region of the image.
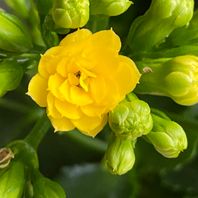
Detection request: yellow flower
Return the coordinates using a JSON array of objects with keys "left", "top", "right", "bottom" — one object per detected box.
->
[{"left": 28, "top": 29, "right": 140, "bottom": 136}]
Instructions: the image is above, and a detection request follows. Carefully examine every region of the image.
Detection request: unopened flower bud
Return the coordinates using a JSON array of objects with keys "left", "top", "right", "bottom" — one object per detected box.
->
[
  {"left": 0, "top": 58, "right": 23, "bottom": 97},
  {"left": 103, "top": 136, "right": 135, "bottom": 175},
  {"left": 109, "top": 93, "right": 153, "bottom": 140},
  {"left": 136, "top": 55, "right": 198, "bottom": 106},
  {"left": 127, "top": 0, "right": 194, "bottom": 54},
  {"left": 52, "top": 0, "right": 89, "bottom": 29},
  {"left": 0, "top": 160, "right": 25, "bottom": 198},
  {"left": 32, "top": 170, "right": 66, "bottom": 198},
  {"left": 0, "top": 9, "right": 32, "bottom": 52},
  {"left": 5, "top": 0, "right": 31, "bottom": 19},
  {"left": 8, "top": 140, "right": 39, "bottom": 170},
  {"left": 146, "top": 110, "right": 187, "bottom": 158},
  {"left": 90, "top": 0, "right": 132, "bottom": 16},
  {"left": 166, "top": 10, "right": 198, "bottom": 47}
]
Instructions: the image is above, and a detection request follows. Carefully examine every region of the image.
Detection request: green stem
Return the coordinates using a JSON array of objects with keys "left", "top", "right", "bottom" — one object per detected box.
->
[
  {"left": 134, "top": 58, "right": 171, "bottom": 95},
  {"left": 25, "top": 113, "right": 50, "bottom": 150}
]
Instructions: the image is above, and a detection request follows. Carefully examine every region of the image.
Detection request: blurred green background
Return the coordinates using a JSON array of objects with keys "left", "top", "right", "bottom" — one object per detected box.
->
[{"left": 0, "top": 0, "right": 198, "bottom": 197}]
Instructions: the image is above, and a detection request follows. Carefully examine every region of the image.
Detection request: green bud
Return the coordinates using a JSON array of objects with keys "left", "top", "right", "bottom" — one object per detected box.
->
[
  {"left": 52, "top": 0, "right": 89, "bottom": 29},
  {"left": 127, "top": 0, "right": 194, "bottom": 54},
  {"left": 135, "top": 55, "right": 198, "bottom": 106},
  {"left": 32, "top": 170, "right": 66, "bottom": 198},
  {"left": 90, "top": 0, "right": 132, "bottom": 16},
  {"left": 0, "top": 9, "right": 33, "bottom": 52},
  {"left": 0, "top": 160, "right": 25, "bottom": 198},
  {"left": 8, "top": 140, "right": 39, "bottom": 170},
  {"left": 0, "top": 148, "right": 14, "bottom": 169},
  {"left": 0, "top": 58, "right": 23, "bottom": 97},
  {"left": 166, "top": 10, "right": 198, "bottom": 47},
  {"left": 5, "top": 0, "right": 31, "bottom": 19},
  {"left": 146, "top": 110, "right": 187, "bottom": 158},
  {"left": 5, "top": 0, "right": 46, "bottom": 47},
  {"left": 103, "top": 136, "right": 135, "bottom": 175},
  {"left": 109, "top": 93, "right": 153, "bottom": 140}
]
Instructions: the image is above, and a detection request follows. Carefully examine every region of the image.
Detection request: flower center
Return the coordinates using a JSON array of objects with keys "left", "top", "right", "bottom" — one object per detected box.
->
[{"left": 68, "top": 71, "right": 89, "bottom": 92}]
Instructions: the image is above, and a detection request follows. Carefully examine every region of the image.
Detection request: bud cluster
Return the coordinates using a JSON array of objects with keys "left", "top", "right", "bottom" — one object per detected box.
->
[{"left": 104, "top": 93, "right": 188, "bottom": 175}]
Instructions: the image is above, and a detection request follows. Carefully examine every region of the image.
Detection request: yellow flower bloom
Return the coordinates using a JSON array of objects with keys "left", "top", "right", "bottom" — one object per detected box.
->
[{"left": 28, "top": 29, "right": 140, "bottom": 136}]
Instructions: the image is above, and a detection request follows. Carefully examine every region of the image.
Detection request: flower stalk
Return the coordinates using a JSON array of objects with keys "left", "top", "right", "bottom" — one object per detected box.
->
[{"left": 25, "top": 112, "right": 51, "bottom": 150}]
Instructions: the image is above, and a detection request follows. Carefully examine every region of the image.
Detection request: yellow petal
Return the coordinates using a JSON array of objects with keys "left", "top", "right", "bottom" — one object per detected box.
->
[
  {"left": 38, "top": 47, "right": 63, "bottom": 78},
  {"left": 95, "top": 77, "right": 120, "bottom": 110},
  {"left": 90, "top": 29, "right": 121, "bottom": 53},
  {"left": 47, "top": 93, "right": 62, "bottom": 118},
  {"left": 59, "top": 80, "right": 71, "bottom": 102},
  {"left": 49, "top": 116, "right": 75, "bottom": 132},
  {"left": 60, "top": 29, "right": 92, "bottom": 46},
  {"left": 48, "top": 73, "right": 65, "bottom": 100},
  {"left": 89, "top": 76, "right": 106, "bottom": 104},
  {"left": 55, "top": 99, "right": 82, "bottom": 119},
  {"left": 86, "top": 49, "right": 119, "bottom": 77},
  {"left": 115, "top": 55, "right": 141, "bottom": 96},
  {"left": 69, "top": 86, "right": 93, "bottom": 105},
  {"left": 60, "top": 80, "right": 93, "bottom": 106},
  {"left": 81, "top": 104, "right": 107, "bottom": 117},
  {"left": 72, "top": 114, "right": 107, "bottom": 137},
  {"left": 27, "top": 74, "right": 48, "bottom": 107}
]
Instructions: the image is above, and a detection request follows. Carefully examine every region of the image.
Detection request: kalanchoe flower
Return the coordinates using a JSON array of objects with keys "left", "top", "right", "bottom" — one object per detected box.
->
[
  {"left": 90, "top": 0, "right": 132, "bottom": 16},
  {"left": 127, "top": 0, "right": 194, "bottom": 54},
  {"left": 146, "top": 109, "right": 187, "bottom": 158},
  {"left": 109, "top": 93, "right": 153, "bottom": 140},
  {"left": 52, "top": 0, "right": 89, "bottom": 29},
  {"left": 0, "top": 9, "right": 33, "bottom": 52},
  {"left": 103, "top": 135, "right": 135, "bottom": 175},
  {"left": 135, "top": 55, "right": 198, "bottom": 106},
  {"left": 28, "top": 29, "right": 140, "bottom": 136}
]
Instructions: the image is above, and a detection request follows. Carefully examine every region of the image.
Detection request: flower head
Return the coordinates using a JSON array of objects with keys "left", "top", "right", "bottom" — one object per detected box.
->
[{"left": 28, "top": 29, "right": 140, "bottom": 136}]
